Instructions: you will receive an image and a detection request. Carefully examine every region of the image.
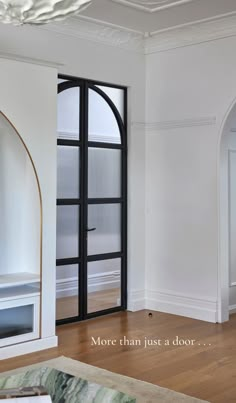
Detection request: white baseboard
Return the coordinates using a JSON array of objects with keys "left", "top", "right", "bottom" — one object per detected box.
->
[
  {"left": 127, "top": 288, "right": 217, "bottom": 322},
  {"left": 127, "top": 290, "right": 146, "bottom": 311},
  {"left": 57, "top": 278, "right": 218, "bottom": 323},
  {"left": 56, "top": 271, "right": 120, "bottom": 298},
  {"left": 229, "top": 304, "right": 236, "bottom": 314},
  {"left": 146, "top": 289, "right": 218, "bottom": 323},
  {"left": 0, "top": 336, "right": 58, "bottom": 360}
]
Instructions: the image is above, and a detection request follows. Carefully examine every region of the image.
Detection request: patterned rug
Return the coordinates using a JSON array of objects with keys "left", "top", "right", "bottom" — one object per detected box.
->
[
  {"left": 0, "top": 356, "right": 209, "bottom": 403},
  {"left": 0, "top": 367, "right": 135, "bottom": 402}
]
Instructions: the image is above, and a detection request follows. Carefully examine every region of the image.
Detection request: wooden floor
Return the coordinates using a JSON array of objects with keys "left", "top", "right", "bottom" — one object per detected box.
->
[
  {"left": 56, "top": 289, "right": 120, "bottom": 320},
  {"left": 1, "top": 310, "right": 236, "bottom": 402}
]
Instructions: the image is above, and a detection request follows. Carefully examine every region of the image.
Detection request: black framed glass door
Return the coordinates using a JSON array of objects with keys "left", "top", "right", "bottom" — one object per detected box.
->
[{"left": 56, "top": 75, "right": 127, "bottom": 324}]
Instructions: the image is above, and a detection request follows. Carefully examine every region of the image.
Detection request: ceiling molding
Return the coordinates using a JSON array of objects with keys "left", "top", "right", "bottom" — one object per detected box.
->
[
  {"left": 145, "top": 12, "right": 236, "bottom": 54},
  {"left": 36, "top": 11, "right": 236, "bottom": 55},
  {"left": 111, "top": 0, "right": 195, "bottom": 13},
  {"left": 40, "top": 15, "right": 144, "bottom": 53},
  {"left": 132, "top": 116, "right": 216, "bottom": 131},
  {"left": 74, "top": 14, "right": 143, "bottom": 35}
]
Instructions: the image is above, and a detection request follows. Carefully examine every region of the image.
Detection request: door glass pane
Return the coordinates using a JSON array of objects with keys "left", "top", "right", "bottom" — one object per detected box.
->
[
  {"left": 57, "top": 87, "right": 80, "bottom": 140},
  {"left": 56, "top": 206, "right": 79, "bottom": 259},
  {"left": 58, "top": 78, "right": 69, "bottom": 84},
  {"left": 0, "top": 305, "right": 33, "bottom": 339},
  {"left": 88, "top": 89, "right": 121, "bottom": 144},
  {"left": 56, "top": 264, "right": 79, "bottom": 320},
  {"left": 88, "top": 148, "right": 121, "bottom": 198},
  {"left": 88, "top": 204, "right": 121, "bottom": 256},
  {"left": 57, "top": 146, "right": 80, "bottom": 199},
  {"left": 96, "top": 85, "right": 124, "bottom": 122},
  {"left": 87, "top": 258, "right": 121, "bottom": 313}
]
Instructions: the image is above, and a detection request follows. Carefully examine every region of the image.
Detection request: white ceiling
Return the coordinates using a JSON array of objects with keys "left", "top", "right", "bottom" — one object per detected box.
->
[{"left": 79, "top": 0, "right": 236, "bottom": 34}]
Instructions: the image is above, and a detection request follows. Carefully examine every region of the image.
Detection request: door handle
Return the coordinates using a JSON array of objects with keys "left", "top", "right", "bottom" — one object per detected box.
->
[{"left": 86, "top": 227, "right": 96, "bottom": 232}]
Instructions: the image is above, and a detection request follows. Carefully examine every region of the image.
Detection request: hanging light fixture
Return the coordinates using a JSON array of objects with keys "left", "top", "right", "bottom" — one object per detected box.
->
[{"left": 0, "top": 0, "right": 92, "bottom": 25}]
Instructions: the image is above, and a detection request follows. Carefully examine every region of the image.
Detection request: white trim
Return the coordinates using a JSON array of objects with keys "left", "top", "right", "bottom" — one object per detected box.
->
[
  {"left": 112, "top": 0, "right": 195, "bottom": 13},
  {"left": 40, "top": 15, "right": 144, "bottom": 53},
  {"left": 127, "top": 289, "right": 145, "bottom": 311},
  {"left": 73, "top": 14, "right": 143, "bottom": 35},
  {"left": 57, "top": 131, "right": 79, "bottom": 141},
  {"left": 217, "top": 98, "right": 236, "bottom": 323},
  {"left": 229, "top": 304, "right": 236, "bottom": 314},
  {"left": 56, "top": 278, "right": 78, "bottom": 298},
  {"left": 88, "top": 133, "right": 121, "bottom": 144},
  {"left": 145, "top": 12, "right": 236, "bottom": 54},
  {"left": 132, "top": 116, "right": 216, "bottom": 132},
  {"left": 228, "top": 149, "right": 236, "bottom": 288},
  {"left": 146, "top": 289, "right": 218, "bottom": 323},
  {"left": 127, "top": 288, "right": 218, "bottom": 322},
  {"left": 0, "top": 52, "right": 63, "bottom": 68},
  {"left": 149, "top": 10, "right": 236, "bottom": 36},
  {"left": 58, "top": 131, "right": 121, "bottom": 143},
  {"left": 227, "top": 149, "right": 236, "bottom": 289},
  {"left": 56, "top": 271, "right": 120, "bottom": 298},
  {"left": 0, "top": 336, "right": 58, "bottom": 360},
  {"left": 8, "top": 11, "right": 236, "bottom": 56}
]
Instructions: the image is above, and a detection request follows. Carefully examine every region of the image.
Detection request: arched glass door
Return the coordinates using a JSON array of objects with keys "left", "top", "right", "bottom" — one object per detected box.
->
[{"left": 56, "top": 76, "right": 127, "bottom": 324}]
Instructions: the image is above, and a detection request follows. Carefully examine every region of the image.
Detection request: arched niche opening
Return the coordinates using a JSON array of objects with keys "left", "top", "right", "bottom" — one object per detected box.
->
[
  {"left": 0, "top": 112, "right": 42, "bottom": 281},
  {"left": 219, "top": 101, "right": 236, "bottom": 323}
]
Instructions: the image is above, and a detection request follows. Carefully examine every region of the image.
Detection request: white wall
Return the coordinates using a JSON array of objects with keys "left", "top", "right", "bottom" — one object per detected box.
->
[
  {"left": 145, "top": 36, "right": 236, "bottom": 322},
  {"left": 0, "top": 59, "right": 57, "bottom": 339},
  {"left": 2, "top": 20, "right": 236, "bottom": 324},
  {"left": 0, "top": 22, "right": 146, "bottom": 309},
  {"left": 0, "top": 114, "right": 40, "bottom": 276}
]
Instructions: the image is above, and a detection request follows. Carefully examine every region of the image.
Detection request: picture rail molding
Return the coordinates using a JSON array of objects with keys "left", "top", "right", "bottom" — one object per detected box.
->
[{"left": 132, "top": 116, "right": 216, "bottom": 132}]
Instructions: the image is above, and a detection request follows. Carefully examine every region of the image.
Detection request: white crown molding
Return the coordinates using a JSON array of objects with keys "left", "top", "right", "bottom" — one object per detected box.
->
[
  {"left": 112, "top": 0, "right": 195, "bottom": 13},
  {"left": 0, "top": 52, "right": 64, "bottom": 68},
  {"left": 132, "top": 116, "right": 216, "bottom": 131},
  {"left": 40, "top": 15, "right": 144, "bottom": 53},
  {"left": 34, "top": 10, "right": 236, "bottom": 55},
  {"left": 145, "top": 12, "right": 236, "bottom": 54}
]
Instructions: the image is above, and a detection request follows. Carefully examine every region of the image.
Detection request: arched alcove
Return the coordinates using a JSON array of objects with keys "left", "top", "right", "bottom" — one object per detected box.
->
[
  {"left": 0, "top": 111, "right": 42, "bottom": 288},
  {"left": 218, "top": 101, "right": 236, "bottom": 322}
]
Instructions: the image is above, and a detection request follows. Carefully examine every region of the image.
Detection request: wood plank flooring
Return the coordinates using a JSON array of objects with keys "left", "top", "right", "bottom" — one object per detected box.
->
[
  {"left": 1, "top": 310, "right": 236, "bottom": 403},
  {"left": 56, "top": 289, "right": 120, "bottom": 320}
]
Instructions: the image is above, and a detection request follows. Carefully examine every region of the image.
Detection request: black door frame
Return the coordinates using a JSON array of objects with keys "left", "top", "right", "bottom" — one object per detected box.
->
[{"left": 56, "top": 74, "right": 128, "bottom": 325}]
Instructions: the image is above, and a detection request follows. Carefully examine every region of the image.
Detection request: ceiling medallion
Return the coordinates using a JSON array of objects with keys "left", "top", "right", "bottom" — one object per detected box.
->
[{"left": 0, "top": 0, "right": 92, "bottom": 25}]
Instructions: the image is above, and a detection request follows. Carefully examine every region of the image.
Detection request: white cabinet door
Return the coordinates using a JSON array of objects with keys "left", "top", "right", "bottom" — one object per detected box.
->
[{"left": 0, "top": 296, "right": 40, "bottom": 348}]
